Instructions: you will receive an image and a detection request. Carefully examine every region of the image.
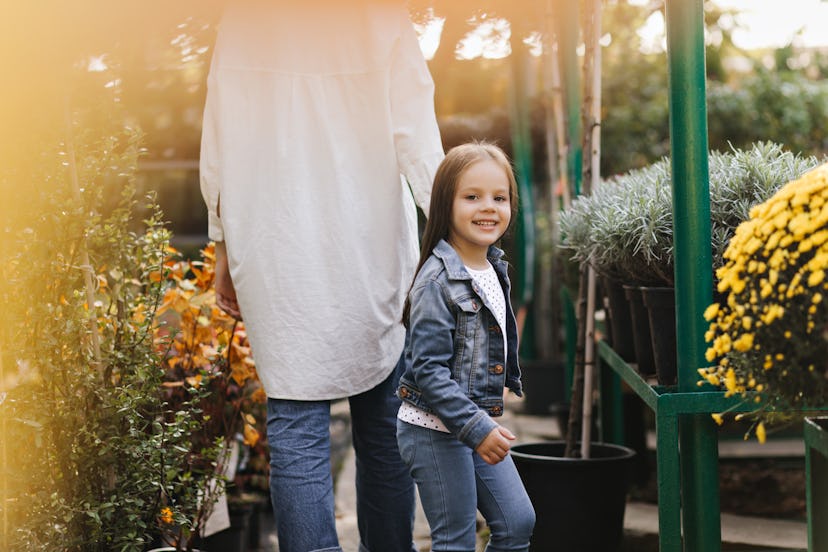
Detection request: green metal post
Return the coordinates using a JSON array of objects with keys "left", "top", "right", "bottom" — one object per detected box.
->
[
  {"left": 554, "top": 0, "right": 582, "bottom": 197},
  {"left": 805, "top": 417, "right": 828, "bottom": 551},
  {"left": 664, "top": 1, "right": 719, "bottom": 550},
  {"left": 656, "top": 410, "right": 683, "bottom": 552},
  {"left": 507, "top": 40, "right": 536, "bottom": 358}
]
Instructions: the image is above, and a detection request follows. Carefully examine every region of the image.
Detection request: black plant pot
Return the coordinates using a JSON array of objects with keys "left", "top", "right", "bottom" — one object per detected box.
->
[
  {"left": 520, "top": 359, "right": 566, "bottom": 416},
  {"left": 511, "top": 441, "right": 636, "bottom": 552},
  {"left": 623, "top": 285, "right": 656, "bottom": 376},
  {"left": 641, "top": 286, "right": 677, "bottom": 386},
  {"left": 198, "top": 500, "right": 255, "bottom": 552},
  {"left": 601, "top": 277, "right": 637, "bottom": 362}
]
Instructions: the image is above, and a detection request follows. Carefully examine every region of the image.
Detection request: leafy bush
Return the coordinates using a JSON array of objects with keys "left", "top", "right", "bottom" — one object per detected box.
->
[{"left": 0, "top": 116, "right": 221, "bottom": 551}]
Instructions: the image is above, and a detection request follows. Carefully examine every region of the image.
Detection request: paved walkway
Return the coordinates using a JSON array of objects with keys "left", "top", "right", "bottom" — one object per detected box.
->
[{"left": 257, "top": 397, "right": 808, "bottom": 551}]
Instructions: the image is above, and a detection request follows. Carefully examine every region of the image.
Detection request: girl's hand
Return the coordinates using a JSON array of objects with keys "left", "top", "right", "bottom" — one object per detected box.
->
[{"left": 475, "top": 425, "right": 516, "bottom": 465}]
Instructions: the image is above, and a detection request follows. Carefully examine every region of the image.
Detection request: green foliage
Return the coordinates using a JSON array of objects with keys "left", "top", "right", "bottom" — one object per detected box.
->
[
  {"left": 597, "top": 2, "right": 828, "bottom": 176},
  {"left": 708, "top": 142, "right": 823, "bottom": 269},
  {"left": 708, "top": 70, "right": 828, "bottom": 159},
  {"left": 0, "top": 106, "right": 221, "bottom": 552}
]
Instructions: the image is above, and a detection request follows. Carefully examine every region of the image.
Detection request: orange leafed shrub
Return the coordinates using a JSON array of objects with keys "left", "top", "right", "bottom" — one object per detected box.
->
[{"left": 155, "top": 242, "right": 264, "bottom": 448}]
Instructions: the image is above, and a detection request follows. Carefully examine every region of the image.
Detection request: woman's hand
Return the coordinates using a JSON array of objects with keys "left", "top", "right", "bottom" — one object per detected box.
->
[
  {"left": 475, "top": 425, "right": 516, "bottom": 465},
  {"left": 214, "top": 241, "right": 242, "bottom": 320}
]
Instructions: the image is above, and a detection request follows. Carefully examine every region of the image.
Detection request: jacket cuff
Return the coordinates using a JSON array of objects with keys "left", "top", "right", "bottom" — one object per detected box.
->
[{"left": 457, "top": 410, "right": 498, "bottom": 450}]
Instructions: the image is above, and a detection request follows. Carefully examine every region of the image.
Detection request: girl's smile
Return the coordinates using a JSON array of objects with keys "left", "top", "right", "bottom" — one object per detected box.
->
[{"left": 448, "top": 158, "right": 512, "bottom": 268}]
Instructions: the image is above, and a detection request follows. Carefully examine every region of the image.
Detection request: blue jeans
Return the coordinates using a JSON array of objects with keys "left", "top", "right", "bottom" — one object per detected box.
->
[
  {"left": 267, "top": 357, "right": 416, "bottom": 552},
  {"left": 396, "top": 420, "right": 535, "bottom": 552}
]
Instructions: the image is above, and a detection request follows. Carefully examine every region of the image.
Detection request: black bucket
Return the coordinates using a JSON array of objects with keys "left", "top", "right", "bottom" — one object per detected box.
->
[
  {"left": 511, "top": 441, "right": 635, "bottom": 552},
  {"left": 601, "top": 277, "right": 637, "bottom": 362},
  {"left": 623, "top": 285, "right": 656, "bottom": 376},
  {"left": 520, "top": 359, "right": 566, "bottom": 415},
  {"left": 641, "top": 286, "right": 677, "bottom": 386}
]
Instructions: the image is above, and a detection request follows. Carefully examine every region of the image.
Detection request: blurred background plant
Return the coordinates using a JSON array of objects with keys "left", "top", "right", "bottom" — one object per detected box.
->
[{"left": 699, "top": 163, "right": 828, "bottom": 441}]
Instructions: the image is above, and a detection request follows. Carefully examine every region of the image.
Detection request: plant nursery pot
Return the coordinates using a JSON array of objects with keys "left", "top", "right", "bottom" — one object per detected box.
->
[
  {"left": 195, "top": 500, "right": 255, "bottom": 552},
  {"left": 622, "top": 285, "right": 656, "bottom": 376},
  {"left": 601, "top": 277, "right": 637, "bottom": 362},
  {"left": 147, "top": 549, "right": 204, "bottom": 552},
  {"left": 511, "top": 441, "right": 636, "bottom": 552},
  {"left": 520, "top": 359, "right": 566, "bottom": 415},
  {"left": 641, "top": 286, "right": 677, "bottom": 386}
]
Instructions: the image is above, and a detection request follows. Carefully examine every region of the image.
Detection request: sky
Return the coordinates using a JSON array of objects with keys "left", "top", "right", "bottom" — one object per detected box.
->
[
  {"left": 418, "top": 0, "right": 828, "bottom": 60},
  {"left": 638, "top": 0, "right": 828, "bottom": 50},
  {"left": 715, "top": 0, "right": 828, "bottom": 49}
]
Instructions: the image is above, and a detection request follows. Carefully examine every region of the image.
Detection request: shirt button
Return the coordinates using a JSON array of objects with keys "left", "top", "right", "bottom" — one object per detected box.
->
[
  {"left": 492, "top": 364, "right": 504, "bottom": 374},
  {"left": 491, "top": 406, "right": 502, "bottom": 415}
]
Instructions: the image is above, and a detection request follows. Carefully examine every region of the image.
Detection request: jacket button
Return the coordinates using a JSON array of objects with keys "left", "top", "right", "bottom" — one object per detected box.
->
[
  {"left": 399, "top": 388, "right": 409, "bottom": 398},
  {"left": 492, "top": 364, "right": 504, "bottom": 374},
  {"left": 491, "top": 406, "right": 502, "bottom": 415}
]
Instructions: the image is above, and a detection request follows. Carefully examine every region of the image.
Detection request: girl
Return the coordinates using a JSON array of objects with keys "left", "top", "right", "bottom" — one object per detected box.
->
[{"left": 397, "top": 142, "right": 535, "bottom": 551}]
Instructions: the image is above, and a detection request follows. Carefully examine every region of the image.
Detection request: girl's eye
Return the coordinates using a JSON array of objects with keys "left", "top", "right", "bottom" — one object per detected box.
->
[
  {"left": 495, "top": 196, "right": 508, "bottom": 202},
  {"left": 465, "top": 194, "right": 478, "bottom": 200}
]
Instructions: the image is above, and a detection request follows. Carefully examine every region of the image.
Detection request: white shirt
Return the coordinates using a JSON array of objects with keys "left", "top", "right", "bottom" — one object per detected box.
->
[{"left": 200, "top": 0, "right": 444, "bottom": 399}]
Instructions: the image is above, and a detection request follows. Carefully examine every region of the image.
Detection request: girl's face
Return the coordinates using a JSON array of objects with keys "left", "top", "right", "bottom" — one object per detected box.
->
[{"left": 447, "top": 158, "right": 512, "bottom": 263}]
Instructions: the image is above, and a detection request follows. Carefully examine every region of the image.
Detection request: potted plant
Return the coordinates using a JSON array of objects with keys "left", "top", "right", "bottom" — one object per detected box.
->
[
  {"left": 698, "top": 161, "right": 828, "bottom": 438},
  {"left": 559, "top": 142, "right": 823, "bottom": 384},
  {"left": 699, "top": 161, "right": 828, "bottom": 547}
]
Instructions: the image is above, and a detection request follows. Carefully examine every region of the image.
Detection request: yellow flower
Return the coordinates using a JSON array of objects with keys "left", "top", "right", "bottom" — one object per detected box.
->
[
  {"left": 699, "top": 162, "right": 828, "bottom": 432},
  {"left": 733, "top": 333, "right": 754, "bottom": 352},
  {"left": 711, "top": 413, "right": 724, "bottom": 426},
  {"left": 160, "top": 507, "right": 174, "bottom": 525},
  {"left": 724, "top": 368, "right": 737, "bottom": 396},
  {"left": 703, "top": 303, "right": 719, "bottom": 321},
  {"left": 756, "top": 423, "right": 767, "bottom": 444}
]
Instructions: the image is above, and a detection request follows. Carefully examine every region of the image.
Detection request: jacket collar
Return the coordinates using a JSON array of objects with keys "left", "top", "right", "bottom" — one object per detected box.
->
[{"left": 433, "top": 239, "right": 505, "bottom": 281}]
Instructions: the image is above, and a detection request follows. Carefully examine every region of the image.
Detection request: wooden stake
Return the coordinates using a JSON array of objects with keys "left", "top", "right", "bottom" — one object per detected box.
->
[{"left": 64, "top": 105, "right": 104, "bottom": 377}]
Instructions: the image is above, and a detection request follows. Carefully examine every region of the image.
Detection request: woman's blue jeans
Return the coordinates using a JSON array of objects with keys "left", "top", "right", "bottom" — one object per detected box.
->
[
  {"left": 266, "top": 356, "right": 416, "bottom": 552},
  {"left": 397, "top": 420, "right": 535, "bottom": 552}
]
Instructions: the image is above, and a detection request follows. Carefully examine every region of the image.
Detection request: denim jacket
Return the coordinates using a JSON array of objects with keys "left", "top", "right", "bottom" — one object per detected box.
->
[{"left": 397, "top": 239, "right": 523, "bottom": 450}]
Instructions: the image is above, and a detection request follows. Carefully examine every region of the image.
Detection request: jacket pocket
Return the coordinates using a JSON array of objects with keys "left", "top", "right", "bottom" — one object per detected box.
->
[{"left": 452, "top": 294, "right": 482, "bottom": 391}]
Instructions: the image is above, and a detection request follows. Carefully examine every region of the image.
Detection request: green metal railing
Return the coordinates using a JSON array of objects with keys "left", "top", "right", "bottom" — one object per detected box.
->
[
  {"left": 598, "top": 342, "right": 763, "bottom": 551},
  {"left": 805, "top": 417, "right": 828, "bottom": 551}
]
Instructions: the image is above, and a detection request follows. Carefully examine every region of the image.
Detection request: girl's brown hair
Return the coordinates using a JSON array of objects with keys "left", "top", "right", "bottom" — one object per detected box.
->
[{"left": 402, "top": 141, "right": 518, "bottom": 326}]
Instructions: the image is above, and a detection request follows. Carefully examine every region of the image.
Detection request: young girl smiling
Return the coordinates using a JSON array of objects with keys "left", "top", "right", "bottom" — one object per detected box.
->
[{"left": 397, "top": 143, "right": 535, "bottom": 551}]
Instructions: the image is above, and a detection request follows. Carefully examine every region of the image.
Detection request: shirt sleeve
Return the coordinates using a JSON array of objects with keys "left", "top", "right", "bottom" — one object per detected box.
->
[
  {"left": 389, "top": 11, "right": 444, "bottom": 216},
  {"left": 199, "top": 76, "right": 224, "bottom": 242}
]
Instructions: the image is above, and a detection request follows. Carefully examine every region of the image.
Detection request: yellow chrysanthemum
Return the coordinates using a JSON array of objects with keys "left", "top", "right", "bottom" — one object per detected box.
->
[{"left": 699, "top": 162, "right": 828, "bottom": 441}]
